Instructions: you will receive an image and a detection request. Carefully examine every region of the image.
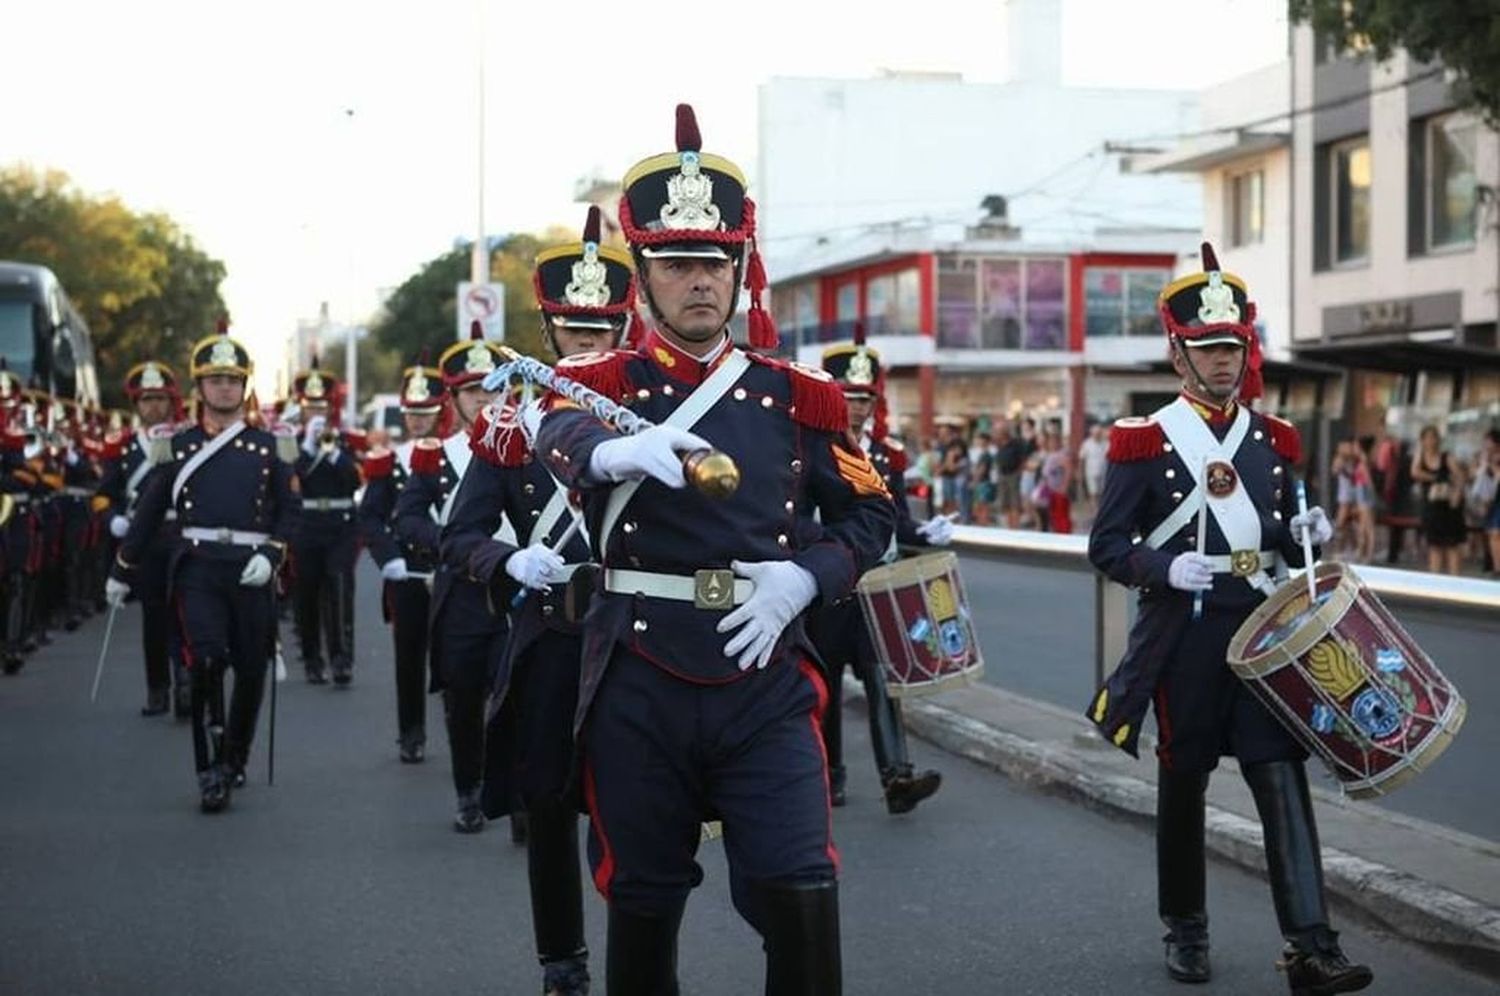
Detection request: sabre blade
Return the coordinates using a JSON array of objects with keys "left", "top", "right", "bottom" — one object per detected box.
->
[{"left": 90, "top": 605, "right": 120, "bottom": 703}]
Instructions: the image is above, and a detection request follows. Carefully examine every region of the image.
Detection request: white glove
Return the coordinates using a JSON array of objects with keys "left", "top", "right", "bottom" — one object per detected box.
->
[
  {"left": 105, "top": 577, "right": 131, "bottom": 608},
  {"left": 504, "top": 543, "right": 566, "bottom": 591},
  {"left": 109, "top": 515, "right": 131, "bottom": 539},
  {"left": 301, "top": 416, "right": 327, "bottom": 455},
  {"left": 380, "top": 557, "right": 410, "bottom": 581},
  {"left": 716, "top": 559, "right": 818, "bottom": 671},
  {"left": 1167, "top": 552, "right": 1215, "bottom": 592},
  {"left": 917, "top": 514, "right": 955, "bottom": 546},
  {"left": 65, "top": 448, "right": 80, "bottom": 467},
  {"left": 239, "top": 553, "right": 274, "bottom": 588},
  {"left": 1289, "top": 506, "right": 1333, "bottom": 546},
  {"left": 588, "top": 426, "right": 713, "bottom": 489}
]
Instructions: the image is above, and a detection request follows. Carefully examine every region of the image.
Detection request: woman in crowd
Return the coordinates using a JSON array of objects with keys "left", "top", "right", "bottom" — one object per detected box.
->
[{"left": 1411, "top": 425, "right": 1468, "bottom": 575}]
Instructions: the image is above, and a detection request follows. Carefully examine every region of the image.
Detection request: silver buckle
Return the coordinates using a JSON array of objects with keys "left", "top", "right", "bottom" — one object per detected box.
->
[{"left": 693, "top": 569, "right": 735, "bottom": 610}]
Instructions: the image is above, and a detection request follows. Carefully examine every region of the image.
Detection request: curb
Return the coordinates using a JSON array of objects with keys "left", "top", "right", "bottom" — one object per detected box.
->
[{"left": 880, "top": 691, "right": 1500, "bottom": 970}]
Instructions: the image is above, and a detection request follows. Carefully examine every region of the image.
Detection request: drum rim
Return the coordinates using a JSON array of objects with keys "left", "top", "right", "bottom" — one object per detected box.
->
[
  {"left": 856, "top": 549, "right": 959, "bottom": 592},
  {"left": 1340, "top": 694, "right": 1467, "bottom": 799},
  {"left": 1227, "top": 561, "right": 1356, "bottom": 680}
]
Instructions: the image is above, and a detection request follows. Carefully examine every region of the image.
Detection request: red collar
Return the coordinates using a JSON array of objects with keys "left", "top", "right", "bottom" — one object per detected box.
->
[
  {"left": 640, "top": 328, "right": 734, "bottom": 387},
  {"left": 1181, "top": 390, "right": 1238, "bottom": 427}
]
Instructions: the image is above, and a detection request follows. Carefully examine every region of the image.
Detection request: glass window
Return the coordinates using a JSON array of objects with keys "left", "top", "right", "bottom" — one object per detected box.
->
[
  {"left": 1086, "top": 267, "right": 1170, "bottom": 337},
  {"left": 1428, "top": 114, "right": 1477, "bottom": 249},
  {"left": 937, "top": 257, "right": 979, "bottom": 348},
  {"left": 0, "top": 302, "right": 34, "bottom": 381},
  {"left": 866, "top": 274, "right": 894, "bottom": 335},
  {"left": 979, "top": 259, "right": 1022, "bottom": 349},
  {"left": 1332, "top": 138, "right": 1371, "bottom": 264},
  {"left": 1126, "top": 270, "right": 1165, "bottom": 336},
  {"left": 1024, "top": 259, "right": 1066, "bottom": 350},
  {"left": 834, "top": 280, "right": 859, "bottom": 341},
  {"left": 1229, "top": 170, "right": 1264, "bottom": 247},
  {"left": 894, "top": 267, "right": 920, "bottom": 335},
  {"left": 795, "top": 284, "right": 818, "bottom": 341}
]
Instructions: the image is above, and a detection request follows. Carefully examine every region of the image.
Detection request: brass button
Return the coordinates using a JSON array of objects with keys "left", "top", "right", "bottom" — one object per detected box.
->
[
  {"left": 1272, "top": 466, "right": 1283, "bottom": 476},
  {"left": 623, "top": 521, "right": 637, "bottom": 534},
  {"left": 1254, "top": 430, "right": 1264, "bottom": 441},
  {"left": 1165, "top": 469, "right": 1176, "bottom": 479},
  {"left": 777, "top": 533, "right": 789, "bottom": 548},
  {"left": 784, "top": 500, "right": 795, "bottom": 513},
  {"left": 760, "top": 396, "right": 774, "bottom": 409},
  {"left": 1163, "top": 443, "right": 1174, "bottom": 453},
  {"left": 662, "top": 384, "right": 675, "bottom": 396},
  {"left": 1171, "top": 491, "right": 1182, "bottom": 502},
  {"left": 542, "top": 604, "right": 555, "bottom": 617},
  {"left": 633, "top": 619, "right": 648, "bottom": 633},
  {"left": 530, "top": 508, "right": 540, "bottom": 517},
  {"left": 1273, "top": 510, "right": 1283, "bottom": 520},
  {"left": 523, "top": 483, "right": 535, "bottom": 495},
  {"left": 733, "top": 388, "right": 748, "bottom": 401},
  {"left": 636, "top": 389, "right": 650, "bottom": 400},
  {"left": 790, "top": 459, "right": 803, "bottom": 473}
]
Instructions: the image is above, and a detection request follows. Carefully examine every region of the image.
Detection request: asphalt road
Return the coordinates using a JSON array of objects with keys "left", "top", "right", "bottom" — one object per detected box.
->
[
  {"left": 957, "top": 553, "right": 1499, "bottom": 842},
  {"left": 0, "top": 562, "right": 1492, "bottom": 994}
]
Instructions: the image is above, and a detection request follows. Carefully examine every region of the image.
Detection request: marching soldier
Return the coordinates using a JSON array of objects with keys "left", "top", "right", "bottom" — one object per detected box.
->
[
  {"left": 358, "top": 356, "right": 445, "bottom": 762},
  {"left": 451, "top": 206, "right": 631, "bottom": 996},
  {"left": 809, "top": 330, "right": 947, "bottom": 813},
  {"left": 534, "top": 105, "right": 894, "bottom": 995},
  {"left": 1, "top": 368, "right": 38, "bottom": 675},
  {"left": 289, "top": 358, "right": 364, "bottom": 686},
  {"left": 1087, "top": 244, "right": 1371, "bottom": 993},
  {"left": 97, "top": 361, "right": 188, "bottom": 716},
  {"left": 107, "top": 329, "right": 299, "bottom": 813},
  {"left": 393, "top": 324, "right": 504, "bottom": 833}
]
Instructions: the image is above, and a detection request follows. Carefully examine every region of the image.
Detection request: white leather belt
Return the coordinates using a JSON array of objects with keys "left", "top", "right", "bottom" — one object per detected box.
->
[
  {"left": 181, "top": 526, "right": 271, "bottom": 547},
  {"left": 603, "top": 568, "right": 753, "bottom": 609},
  {"left": 62, "top": 486, "right": 92, "bottom": 498},
  {"left": 1204, "top": 550, "right": 1276, "bottom": 576},
  {"left": 302, "top": 497, "right": 355, "bottom": 511}
]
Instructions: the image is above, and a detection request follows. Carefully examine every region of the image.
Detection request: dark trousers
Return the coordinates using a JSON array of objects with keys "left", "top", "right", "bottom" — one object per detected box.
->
[
  {"left": 139, "top": 543, "right": 181, "bottom": 693},
  {"left": 808, "top": 600, "right": 910, "bottom": 779},
  {"left": 292, "top": 525, "right": 357, "bottom": 669},
  {"left": 386, "top": 579, "right": 429, "bottom": 740},
  {"left": 437, "top": 627, "right": 498, "bottom": 798},
  {"left": 583, "top": 651, "right": 837, "bottom": 927},
  {"left": 175, "top": 555, "right": 274, "bottom": 773}
]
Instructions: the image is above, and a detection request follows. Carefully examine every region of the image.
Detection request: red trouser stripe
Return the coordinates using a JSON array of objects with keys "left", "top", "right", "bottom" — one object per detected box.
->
[{"left": 582, "top": 758, "right": 615, "bottom": 901}]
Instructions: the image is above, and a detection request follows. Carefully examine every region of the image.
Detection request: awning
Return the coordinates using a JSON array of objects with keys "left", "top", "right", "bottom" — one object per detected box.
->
[{"left": 1293, "top": 329, "right": 1500, "bottom": 374}]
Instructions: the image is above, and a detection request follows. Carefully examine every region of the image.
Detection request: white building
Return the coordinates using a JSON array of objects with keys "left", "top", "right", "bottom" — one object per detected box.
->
[{"left": 756, "top": 0, "right": 1203, "bottom": 279}]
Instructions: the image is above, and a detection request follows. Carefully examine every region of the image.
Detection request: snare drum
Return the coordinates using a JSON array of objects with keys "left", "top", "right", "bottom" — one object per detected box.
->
[
  {"left": 855, "top": 551, "right": 984, "bottom": 698},
  {"left": 1227, "top": 562, "right": 1465, "bottom": 799}
]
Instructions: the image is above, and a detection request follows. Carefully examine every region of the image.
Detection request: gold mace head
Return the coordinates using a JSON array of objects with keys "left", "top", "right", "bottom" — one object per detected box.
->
[{"left": 683, "top": 449, "right": 741, "bottom": 499}]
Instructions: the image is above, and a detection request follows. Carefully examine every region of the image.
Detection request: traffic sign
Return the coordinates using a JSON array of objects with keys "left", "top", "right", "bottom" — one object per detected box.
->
[{"left": 456, "top": 281, "right": 505, "bottom": 341}]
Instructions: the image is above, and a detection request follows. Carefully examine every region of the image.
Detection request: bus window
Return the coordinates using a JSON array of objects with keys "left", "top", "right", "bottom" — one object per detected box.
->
[{"left": 0, "top": 300, "right": 34, "bottom": 381}]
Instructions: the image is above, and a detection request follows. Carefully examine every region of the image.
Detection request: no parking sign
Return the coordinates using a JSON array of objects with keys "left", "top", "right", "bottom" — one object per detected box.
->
[{"left": 456, "top": 281, "right": 505, "bottom": 341}]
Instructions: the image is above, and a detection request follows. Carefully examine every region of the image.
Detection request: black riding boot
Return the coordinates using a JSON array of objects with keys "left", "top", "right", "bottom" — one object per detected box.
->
[
  {"left": 224, "top": 656, "right": 268, "bottom": 789},
  {"left": 529, "top": 800, "right": 588, "bottom": 994},
  {"left": 1158, "top": 763, "right": 1211, "bottom": 983},
  {"left": 864, "top": 666, "right": 940, "bottom": 814},
  {"left": 191, "top": 660, "right": 230, "bottom": 813},
  {"left": 606, "top": 905, "right": 683, "bottom": 996},
  {"left": 325, "top": 571, "right": 354, "bottom": 685},
  {"left": 758, "top": 879, "right": 841, "bottom": 996},
  {"left": 1243, "top": 760, "right": 1372, "bottom": 995}
]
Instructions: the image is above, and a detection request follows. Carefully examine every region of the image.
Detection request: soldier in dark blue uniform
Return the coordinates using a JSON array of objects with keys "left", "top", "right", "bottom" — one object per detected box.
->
[
  {"left": 358, "top": 358, "right": 445, "bottom": 762},
  {"left": 808, "top": 331, "right": 948, "bottom": 814},
  {"left": 1086, "top": 245, "right": 1370, "bottom": 994},
  {"left": 393, "top": 326, "right": 504, "bottom": 833},
  {"left": 107, "top": 330, "right": 300, "bottom": 814},
  {"left": 1, "top": 368, "right": 38, "bottom": 675},
  {"left": 288, "top": 360, "right": 365, "bottom": 686},
  {"left": 450, "top": 206, "right": 632, "bottom": 996},
  {"left": 534, "top": 105, "right": 894, "bottom": 996},
  {"left": 97, "top": 361, "right": 187, "bottom": 716}
]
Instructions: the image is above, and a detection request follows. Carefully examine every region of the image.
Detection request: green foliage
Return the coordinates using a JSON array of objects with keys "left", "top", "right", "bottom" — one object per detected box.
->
[
  {"left": 1289, "top": 0, "right": 1500, "bottom": 123},
  {"left": 368, "top": 226, "right": 578, "bottom": 375},
  {"left": 0, "top": 166, "right": 227, "bottom": 406}
]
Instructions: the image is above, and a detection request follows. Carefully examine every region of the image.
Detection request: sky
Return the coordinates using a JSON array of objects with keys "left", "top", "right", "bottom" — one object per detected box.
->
[{"left": 1, "top": 0, "right": 1288, "bottom": 391}]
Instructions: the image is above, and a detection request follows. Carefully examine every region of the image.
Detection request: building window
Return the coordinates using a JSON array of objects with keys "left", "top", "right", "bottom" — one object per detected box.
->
[
  {"left": 865, "top": 266, "right": 921, "bottom": 336},
  {"left": 1331, "top": 137, "right": 1371, "bottom": 265},
  {"left": 1228, "top": 170, "right": 1264, "bottom": 247},
  {"left": 1427, "top": 114, "right": 1477, "bottom": 250},
  {"left": 774, "top": 282, "right": 821, "bottom": 346},
  {"left": 937, "top": 255, "right": 1066, "bottom": 350},
  {"left": 1085, "top": 267, "right": 1172, "bottom": 338}
]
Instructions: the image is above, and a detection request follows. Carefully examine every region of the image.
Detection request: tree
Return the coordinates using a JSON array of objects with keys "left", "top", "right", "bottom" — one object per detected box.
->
[
  {"left": 0, "top": 166, "right": 228, "bottom": 406},
  {"left": 1289, "top": 0, "right": 1500, "bottom": 123}
]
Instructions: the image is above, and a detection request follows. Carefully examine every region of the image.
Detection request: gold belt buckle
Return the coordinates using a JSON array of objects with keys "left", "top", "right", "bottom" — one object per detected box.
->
[
  {"left": 693, "top": 569, "right": 736, "bottom": 610},
  {"left": 1230, "top": 549, "right": 1260, "bottom": 577}
]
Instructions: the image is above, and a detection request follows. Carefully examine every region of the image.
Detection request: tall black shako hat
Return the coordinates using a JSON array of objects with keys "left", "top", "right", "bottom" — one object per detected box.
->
[
  {"left": 821, "top": 322, "right": 891, "bottom": 443},
  {"left": 292, "top": 353, "right": 340, "bottom": 410},
  {"left": 124, "top": 361, "right": 179, "bottom": 401},
  {"left": 399, "top": 350, "right": 444, "bottom": 415},
  {"left": 619, "top": 104, "right": 777, "bottom": 350},
  {"left": 189, "top": 318, "right": 253, "bottom": 380},
  {"left": 1158, "top": 241, "right": 1263, "bottom": 401},
  {"left": 534, "top": 205, "right": 636, "bottom": 334},
  {"left": 438, "top": 322, "right": 505, "bottom": 390}
]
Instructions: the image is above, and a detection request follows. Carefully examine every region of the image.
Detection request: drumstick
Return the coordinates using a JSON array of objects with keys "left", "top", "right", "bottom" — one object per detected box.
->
[
  {"left": 1296, "top": 480, "right": 1317, "bottom": 607},
  {"left": 1193, "top": 459, "right": 1209, "bottom": 621}
]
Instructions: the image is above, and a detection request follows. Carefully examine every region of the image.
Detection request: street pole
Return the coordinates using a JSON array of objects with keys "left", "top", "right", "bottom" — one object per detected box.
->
[{"left": 470, "top": 0, "right": 487, "bottom": 287}]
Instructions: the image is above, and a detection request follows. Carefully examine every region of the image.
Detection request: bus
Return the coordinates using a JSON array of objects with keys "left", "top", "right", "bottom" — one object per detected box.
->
[{"left": 0, "top": 261, "right": 100, "bottom": 405}]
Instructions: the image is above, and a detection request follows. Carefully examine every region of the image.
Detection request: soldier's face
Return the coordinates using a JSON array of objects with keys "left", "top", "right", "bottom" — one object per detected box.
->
[
  {"left": 1174, "top": 343, "right": 1245, "bottom": 401},
  {"left": 550, "top": 321, "right": 615, "bottom": 359},
  {"left": 200, "top": 375, "right": 246, "bottom": 413},
  {"left": 846, "top": 395, "right": 874, "bottom": 433},
  {"left": 403, "top": 411, "right": 438, "bottom": 438},
  {"left": 135, "top": 394, "right": 171, "bottom": 426},
  {"left": 645, "top": 257, "right": 735, "bottom": 343},
  {"left": 453, "top": 383, "right": 498, "bottom": 427}
]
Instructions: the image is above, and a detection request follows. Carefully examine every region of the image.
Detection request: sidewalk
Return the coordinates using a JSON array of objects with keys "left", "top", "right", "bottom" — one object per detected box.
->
[{"left": 846, "top": 678, "right": 1500, "bottom": 972}]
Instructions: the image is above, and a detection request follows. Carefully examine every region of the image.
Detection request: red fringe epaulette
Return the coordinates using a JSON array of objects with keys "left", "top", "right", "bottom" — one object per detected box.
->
[
  {"left": 1264, "top": 414, "right": 1302, "bottom": 464},
  {"left": 1107, "top": 418, "right": 1166, "bottom": 463},
  {"left": 883, "top": 439, "right": 909, "bottom": 474},
  {"left": 552, "top": 349, "right": 634, "bottom": 406},
  {"left": 747, "top": 353, "right": 849, "bottom": 433},
  {"left": 362, "top": 447, "right": 395, "bottom": 481},
  {"left": 410, "top": 437, "right": 443, "bottom": 476},
  {"left": 469, "top": 403, "right": 529, "bottom": 468}
]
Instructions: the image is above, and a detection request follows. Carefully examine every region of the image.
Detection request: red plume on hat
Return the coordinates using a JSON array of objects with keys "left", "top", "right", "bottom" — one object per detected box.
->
[
  {"left": 470, "top": 319, "right": 484, "bottom": 340},
  {"left": 583, "top": 204, "right": 602, "bottom": 244}
]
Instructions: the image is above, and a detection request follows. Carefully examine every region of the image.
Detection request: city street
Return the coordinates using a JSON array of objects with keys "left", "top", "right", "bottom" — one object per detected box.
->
[{"left": 1, "top": 561, "right": 1492, "bottom": 994}]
